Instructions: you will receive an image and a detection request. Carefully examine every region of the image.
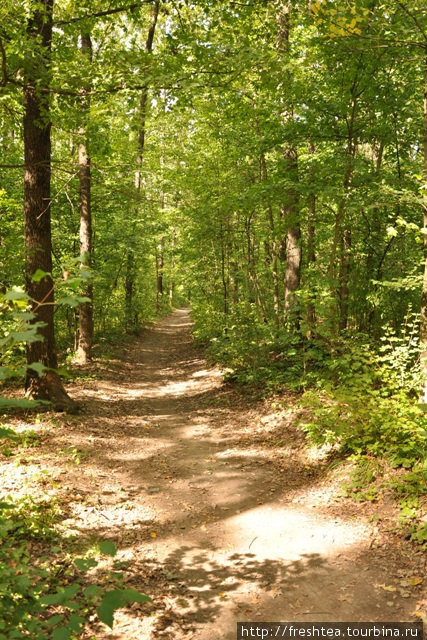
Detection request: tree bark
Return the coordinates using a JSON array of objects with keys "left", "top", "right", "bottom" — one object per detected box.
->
[
  {"left": 282, "top": 150, "right": 302, "bottom": 326},
  {"left": 125, "top": 248, "right": 136, "bottom": 328},
  {"left": 169, "top": 228, "right": 176, "bottom": 304},
  {"left": 276, "top": 1, "right": 302, "bottom": 329},
  {"left": 24, "top": 0, "right": 75, "bottom": 411},
  {"left": 261, "top": 154, "right": 280, "bottom": 327},
  {"left": 327, "top": 93, "right": 357, "bottom": 334},
  {"left": 306, "top": 142, "right": 316, "bottom": 335},
  {"left": 156, "top": 238, "right": 164, "bottom": 311},
  {"left": 338, "top": 227, "right": 351, "bottom": 330},
  {"left": 76, "top": 32, "right": 93, "bottom": 363},
  {"left": 127, "top": 0, "right": 160, "bottom": 328}
]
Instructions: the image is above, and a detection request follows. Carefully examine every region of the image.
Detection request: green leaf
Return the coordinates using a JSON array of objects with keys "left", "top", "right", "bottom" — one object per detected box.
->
[
  {"left": 74, "top": 557, "right": 98, "bottom": 572},
  {"left": 99, "top": 540, "right": 117, "bottom": 557},
  {"left": 122, "top": 588, "right": 151, "bottom": 604},
  {"left": 3, "top": 287, "right": 29, "bottom": 302},
  {"left": 27, "top": 362, "right": 47, "bottom": 376},
  {"left": 39, "top": 592, "right": 65, "bottom": 606},
  {"left": 31, "top": 269, "right": 49, "bottom": 283},
  {"left": 10, "top": 329, "right": 43, "bottom": 342},
  {"left": 63, "top": 584, "right": 80, "bottom": 599},
  {"left": 52, "top": 628, "right": 71, "bottom": 640},
  {"left": 46, "top": 615, "right": 64, "bottom": 627},
  {"left": 68, "top": 614, "right": 85, "bottom": 633},
  {"left": 56, "top": 295, "right": 90, "bottom": 308},
  {"left": 84, "top": 584, "right": 101, "bottom": 598},
  {"left": 96, "top": 590, "right": 125, "bottom": 629},
  {"left": 0, "top": 398, "right": 43, "bottom": 409}
]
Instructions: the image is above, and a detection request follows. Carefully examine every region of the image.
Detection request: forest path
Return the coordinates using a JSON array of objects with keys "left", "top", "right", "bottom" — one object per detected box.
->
[{"left": 54, "top": 309, "right": 424, "bottom": 638}]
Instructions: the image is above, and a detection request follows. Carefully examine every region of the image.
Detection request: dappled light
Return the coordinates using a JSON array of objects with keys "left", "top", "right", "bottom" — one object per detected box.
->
[
  {"left": 2, "top": 309, "right": 418, "bottom": 638},
  {"left": 2, "top": 0, "right": 427, "bottom": 636}
]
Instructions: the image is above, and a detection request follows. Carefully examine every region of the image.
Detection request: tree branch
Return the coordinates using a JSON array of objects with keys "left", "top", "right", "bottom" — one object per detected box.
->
[
  {"left": 0, "top": 38, "right": 8, "bottom": 86},
  {"left": 396, "top": 1, "right": 427, "bottom": 44},
  {"left": 55, "top": 2, "right": 153, "bottom": 26}
]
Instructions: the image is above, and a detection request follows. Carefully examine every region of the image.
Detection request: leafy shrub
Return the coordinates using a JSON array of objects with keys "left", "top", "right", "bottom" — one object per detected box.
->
[{"left": 0, "top": 495, "right": 150, "bottom": 639}]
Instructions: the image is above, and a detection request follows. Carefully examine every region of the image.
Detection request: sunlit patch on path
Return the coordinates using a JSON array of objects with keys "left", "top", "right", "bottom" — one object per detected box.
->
[{"left": 24, "top": 309, "right": 424, "bottom": 639}]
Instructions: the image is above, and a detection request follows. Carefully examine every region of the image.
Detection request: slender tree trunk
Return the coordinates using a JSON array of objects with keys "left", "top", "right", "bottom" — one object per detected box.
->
[
  {"left": 327, "top": 95, "right": 357, "bottom": 334},
  {"left": 125, "top": 249, "right": 136, "bottom": 328},
  {"left": 307, "top": 142, "right": 316, "bottom": 335},
  {"left": 169, "top": 228, "right": 176, "bottom": 304},
  {"left": 156, "top": 238, "right": 164, "bottom": 311},
  {"left": 420, "top": 57, "right": 427, "bottom": 402},
  {"left": 261, "top": 154, "right": 280, "bottom": 327},
  {"left": 245, "top": 214, "right": 267, "bottom": 321},
  {"left": 365, "top": 140, "right": 385, "bottom": 331},
  {"left": 24, "top": 0, "right": 75, "bottom": 410},
  {"left": 338, "top": 227, "right": 351, "bottom": 330},
  {"left": 282, "top": 157, "right": 302, "bottom": 326},
  {"left": 220, "top": 224, "right": 229, "bottom": 316},
  {"left": 76, "top": 33, "right": 93, "bottom": 363},
  {"left": 276, "top": 1, "right": 302, "bottom": 329},
  {"left": 127, "top": 0, "right": 160, "bottom": 328}
]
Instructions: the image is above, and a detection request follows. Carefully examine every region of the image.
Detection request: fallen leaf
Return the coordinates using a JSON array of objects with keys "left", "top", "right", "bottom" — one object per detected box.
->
[
  {"left": 150, "top": 532, "right": 157, "bottom": 538},
  {"left": 410, "top": 577, "right": 423, "bottom": 586}
]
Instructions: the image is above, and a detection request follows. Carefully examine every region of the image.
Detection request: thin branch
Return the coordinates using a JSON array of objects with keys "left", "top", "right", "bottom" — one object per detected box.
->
[
  {"left": 396, "top": 1, "right": 427, "bottom": 44},
  {"left": 55, "top": 2, "right": 153, "bottom": 26}
]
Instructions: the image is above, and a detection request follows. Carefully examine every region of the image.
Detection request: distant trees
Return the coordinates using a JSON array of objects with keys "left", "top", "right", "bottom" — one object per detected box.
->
[{"left": 1, "top": 0, "right": 427, "bottom": 403}]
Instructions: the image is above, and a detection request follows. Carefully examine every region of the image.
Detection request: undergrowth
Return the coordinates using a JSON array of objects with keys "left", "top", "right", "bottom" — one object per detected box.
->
[
  {"left": 193, "top": 306, "right": 427, "bottom": 543},
  {"left": 0, "top": 428, "right": 151, "bottom": 639}
]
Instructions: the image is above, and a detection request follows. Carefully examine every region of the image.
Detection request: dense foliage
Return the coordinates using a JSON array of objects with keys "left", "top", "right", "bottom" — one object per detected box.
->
[{"left": 1, "top": 0, "right": 427, "bottom": 633}]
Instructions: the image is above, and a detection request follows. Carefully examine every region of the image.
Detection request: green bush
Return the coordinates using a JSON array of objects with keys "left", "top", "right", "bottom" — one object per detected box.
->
[{"left": 0, "top": 496, "right": 151, "bottom": 639}]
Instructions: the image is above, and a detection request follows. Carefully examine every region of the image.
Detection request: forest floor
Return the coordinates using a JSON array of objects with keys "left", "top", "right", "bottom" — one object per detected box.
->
[{"left": 2, "top": 308, "right": 427, "bottom": 639}]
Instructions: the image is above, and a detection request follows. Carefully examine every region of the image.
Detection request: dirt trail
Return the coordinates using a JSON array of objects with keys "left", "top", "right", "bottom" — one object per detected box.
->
[{"left": 40, "top": 310, "right": 426, "bottom": 637}]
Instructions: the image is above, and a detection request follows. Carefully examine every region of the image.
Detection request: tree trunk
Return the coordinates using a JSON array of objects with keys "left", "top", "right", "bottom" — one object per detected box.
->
[
  {"left": 261, "top": 154, "right": 280, "bottom": 327},
  {"left": 282, "top": 149, "right": 301, "bottom": 326},
  {"left": 76, "top": 32, "right": 93, "bottom": 363},
  {"left": 365, "top": 140, "right": 385, "bottom": 332},
  {"left": 24, "top": 0, "right": 75, "bottom": 411},
  {"left": 338, "top": 227, "right": 351, "bottom": 330},
  {"left": 220, "top": 225, "right": 229, "bottom": 316},
  {"left": 125, "top": 249, "right": 136, "bottom": 329},
  {"left": 127, "top": 0, "right": 160, "bottom": 327},
  {"left": 307, "top": 142, "right": 316, "bottom": 335},
  {"left": 169, "top": 228, "right": 176, "bottom": 304},
  {"left": 327, "top": 96, "right": 357, "bottom": 334},
  {"left": 276, "top": 1, "right": 302, "bottom": 329},
  {"left": 245, "top": 214, "right": 267, "bottom": 321},
  {"left": 156, "top": 239, "right": 164, "bottom": 311}
]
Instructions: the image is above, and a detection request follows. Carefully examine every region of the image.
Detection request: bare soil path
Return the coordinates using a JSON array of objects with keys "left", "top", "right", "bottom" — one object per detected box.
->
[{"left": 3, "top": 309, "right": 426, "bottom": 638}]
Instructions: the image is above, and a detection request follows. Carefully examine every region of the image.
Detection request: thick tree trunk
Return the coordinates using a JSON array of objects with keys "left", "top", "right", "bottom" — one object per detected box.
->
[
  {"left": 24, "top": 0, "right": 75, "bottom": 411},
  {"left": 76, "top": 33, "right": 94, "bottom": 363}
]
